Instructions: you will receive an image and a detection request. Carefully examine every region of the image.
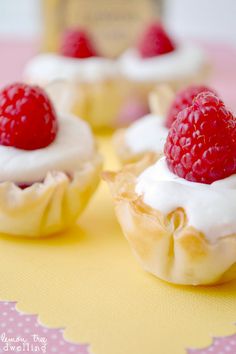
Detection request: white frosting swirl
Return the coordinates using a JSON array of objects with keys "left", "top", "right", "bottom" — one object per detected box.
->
[
  {"left": 24, "top": 53, "right": 119, "bottom": 83},
  {"left": 0, "top": 114, "right": 96, "bottom": 184},
  {"left": 136, "top": 157, "right": 236, "bottom": 241},
  {"left": 119, "top": 43, "right": 207, "bottom": 82},
  {"left": 125, "top": 114, "right": 168, "bottom": 154}
]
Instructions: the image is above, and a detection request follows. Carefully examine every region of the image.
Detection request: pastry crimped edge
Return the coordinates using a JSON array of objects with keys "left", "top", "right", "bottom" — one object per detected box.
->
[
  {"left": 113, "top": 84, "right": 173, "bottom": 164},
  {"left": 103, "top": 154, "right": 236, "bottom": 285},
  {"left": 113, "top": 129, "right": 162, "bottom": 164},
  {"left": 70, "top": 78, "right": 131, "bottom": 130},
  {"left": 0, "top": 153, "right": 102, "bottom": 238}
]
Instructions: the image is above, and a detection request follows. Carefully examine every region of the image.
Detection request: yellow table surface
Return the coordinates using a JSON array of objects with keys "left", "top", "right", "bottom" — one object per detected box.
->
[{"left": 0, "top": 135, "right": 235, "bottom": 354}]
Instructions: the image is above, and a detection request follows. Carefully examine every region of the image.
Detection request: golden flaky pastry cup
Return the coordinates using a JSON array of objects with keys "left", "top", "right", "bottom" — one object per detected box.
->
[
  {"left": 113, "top": 128, "right": 162, "bottom": 164},
  {"left": 0, "top": 154, "right": 102, "bottom": 238},
  {"left": 69, "top": 79, "right": 130, "bottom": 130},
  {"left": 103, "top": 155, "right": 236, "bottom": 286},
  {"left": 113, "top": 84, "right": 174, "bottom": 164}
]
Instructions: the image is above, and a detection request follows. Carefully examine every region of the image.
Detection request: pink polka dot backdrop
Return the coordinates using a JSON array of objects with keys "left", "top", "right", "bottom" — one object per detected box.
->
[
  {"left": 0, "top": 39, "right": 235, "bottom": 354},
  {"left": 188, "top": 334, "right": 236, "bottom": 354},
  {"left": 0, "top": 301, "right": 235, "bottom": 354},
  {"left": 0, "top": 302, "right": 89, "bottom": 354}
]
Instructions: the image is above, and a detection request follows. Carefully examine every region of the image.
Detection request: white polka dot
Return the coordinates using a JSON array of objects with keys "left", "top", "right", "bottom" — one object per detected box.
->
[
  {"left": 24, "top": 328, "right": 30, "bottom": 334},
  {"left": 51, "top": 334, "right": 57, "bottom": 339},
  {"left": 0, "top": 323, "right": 6, "bottom": 327},
  {"left": 25, "top": 317, "right": 31, "bottom": 322},
  {"left": 17, "top": 322, "right": 23, "bottom": 327},
  {"left": 2, "top": 312, "right": 7, "bottom": 316},
  {"left": 7, "top": 329, "right": 13, "bottom": 334},
  {"left": 51, "top": 347, "right": 57, "bottom": 352},
  {"left": 230, "top": 340, "right": 236, "bottom": 345},
  {"left": 69, "top": 347, "right": 75, "bottom": 352},
  {"left": 225, "top": 346, "right": 232, "bottom": 351},
  {"left": 9, "top": 317, "right": 14, "bottom": 322},
  {"left": 42, "top": 328, "right": 48, "bottom": 333},
  {"left": 59, "top": 340, "right": 65, "bottom": 346}
]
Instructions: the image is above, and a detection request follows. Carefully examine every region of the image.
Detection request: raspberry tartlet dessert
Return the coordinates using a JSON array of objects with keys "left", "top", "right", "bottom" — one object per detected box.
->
[
  {"left": 105, "top": 92, "right": 236, "bottom": 285},
  {"left": 24, "top": 28, "right": 126, "bottom": 129},
  {"left": 0, "top": 83, "right": 102, "bottom": 237},
  {"left": 114, "top": 85, "right": 214, "bottom": 164},
  {"left": 119, "top": 22, "right": 209, "bottom": 116}
]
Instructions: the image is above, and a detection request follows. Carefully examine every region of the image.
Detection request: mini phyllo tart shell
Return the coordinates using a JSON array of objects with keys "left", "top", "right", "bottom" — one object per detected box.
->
[
  {"left": 0, "top": 154, "right": 102, "bottom": 238},
  {"left": 113, "top": 129, "right": 162, "bottom": 164},
  {"left": 103, "top": 155, "right": 236, "bottom": 286}
]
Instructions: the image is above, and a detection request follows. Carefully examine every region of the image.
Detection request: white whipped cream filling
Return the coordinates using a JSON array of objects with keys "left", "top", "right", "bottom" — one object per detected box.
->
[
  {"left": 119, "top": 43, "right": 207, "bottom": 82},
  {"left": 0, "top": 114, "right": 96, "bottom": 184},
  {"left": 136, "top": 157, "right": 236, "bottom": 241},
  {"left": 24, "top": 53, "right": 119, "bottom": 83},
  {"left": 125, "top": 114, "right": 168, "bottom": 154}
]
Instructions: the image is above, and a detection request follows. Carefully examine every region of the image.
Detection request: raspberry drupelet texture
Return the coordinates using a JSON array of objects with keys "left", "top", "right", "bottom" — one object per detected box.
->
[
  {"left": 165, "top": 85, "right": 216, "bottom": 129},
  {"left": 0, "top": 83, "right": 58, "bottom": 150},
  {"left": 137, "top": 23, "right": 175, "bottom": 58},
  {"left": 164, "top": 92, "right": 236, "bottom": 184},
  {"left": 60, "top": 29, "right": 98, "bottom": 58}
]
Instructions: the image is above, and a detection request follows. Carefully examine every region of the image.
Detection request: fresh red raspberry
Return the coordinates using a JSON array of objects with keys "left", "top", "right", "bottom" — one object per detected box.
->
[
  {"left": 137, "top": 23, "right": 175, "bottom": 58},
  {"left": 165, "top": 85, "right": 216, "bottom": 129},
  {"left": 0, "top": 83, "right": 58, "bottom": 150},
  {"left": 60, "top": 29, "right": 98, "bottom": 58},
  {"left": 164, "top": 92, "right": 236, "bottom": 184}
]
